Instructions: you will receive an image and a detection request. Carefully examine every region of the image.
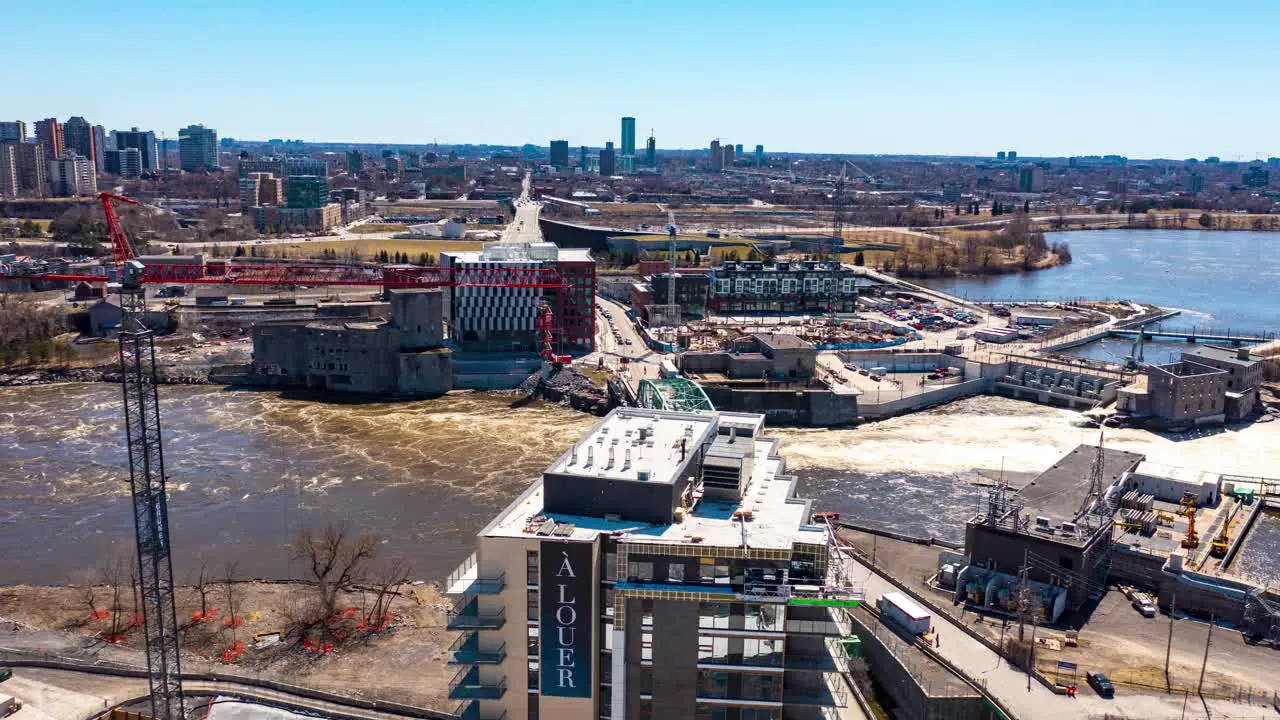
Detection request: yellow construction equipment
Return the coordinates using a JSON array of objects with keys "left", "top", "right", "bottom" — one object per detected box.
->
[
  {"left": 1210, "top": 527, "right": 1230, "bottom": 557},
  {"left": 1180, "top": 502, "right": 1199, "bottom": 549}
]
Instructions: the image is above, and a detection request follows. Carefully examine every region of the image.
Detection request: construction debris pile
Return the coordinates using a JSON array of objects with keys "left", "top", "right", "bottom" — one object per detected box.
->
[{"left": 516, "top": 364, "right": 609, "bottom": 415}]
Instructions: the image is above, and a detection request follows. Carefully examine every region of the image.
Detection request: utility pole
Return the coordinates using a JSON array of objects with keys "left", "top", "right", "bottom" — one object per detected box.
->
[
  {"left": 1165, "top": 593, "right": 1176, "bottom": 687},
  {"left": 1197, "top": 613, "right": 1214, "bottom": 696}
]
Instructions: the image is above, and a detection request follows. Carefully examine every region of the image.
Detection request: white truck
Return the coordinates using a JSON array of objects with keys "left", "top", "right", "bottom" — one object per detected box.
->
[
  {"left": 878, "top": 591, "right": 932, "bottom": 636},
  {"left": 0, "top": 694, "right": 22, "bottom": 717}
]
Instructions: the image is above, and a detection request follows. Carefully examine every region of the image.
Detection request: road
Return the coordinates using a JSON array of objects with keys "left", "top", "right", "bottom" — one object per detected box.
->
[
  {"left": 499, "top": 171, "right": 543, "bottom": 246},
  {"left": 591, "top": 295, "right": 666, "bottom": 393},
  {"left": 841, "top": 552, "right": 1268, "bottom": 720}
]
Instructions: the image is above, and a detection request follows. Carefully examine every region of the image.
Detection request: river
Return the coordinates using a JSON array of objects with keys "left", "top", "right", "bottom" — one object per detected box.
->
[
  {"left": 5, "top": 386, "right": 1279, "bottom": 586},
  {"left": 920, "top": 229, "right": 1280, "bottom": 363}
]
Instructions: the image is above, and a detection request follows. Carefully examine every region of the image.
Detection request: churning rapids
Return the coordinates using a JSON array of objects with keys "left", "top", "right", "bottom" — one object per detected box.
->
[{"left": 3, "top": 385, "right": 1280, "bottom": 585}]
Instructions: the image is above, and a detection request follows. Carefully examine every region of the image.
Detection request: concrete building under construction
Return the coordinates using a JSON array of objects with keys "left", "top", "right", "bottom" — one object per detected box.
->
[{"left": 444, "top": 407, "right": 861, "bottom": 720}]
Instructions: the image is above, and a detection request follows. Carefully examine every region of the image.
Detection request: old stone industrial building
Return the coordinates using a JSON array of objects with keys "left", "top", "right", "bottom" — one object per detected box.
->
[{"left": 251, "top": 288, "right": 452, "bottom": 395}]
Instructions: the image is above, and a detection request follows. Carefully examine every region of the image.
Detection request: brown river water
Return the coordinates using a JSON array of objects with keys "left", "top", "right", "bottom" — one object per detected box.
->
[{"left": 4, "top": 385, "right": 1274, "bottom": 586}]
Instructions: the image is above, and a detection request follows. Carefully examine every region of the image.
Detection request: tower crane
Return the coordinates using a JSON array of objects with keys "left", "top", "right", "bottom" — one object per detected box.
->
[
  {"left": 2, "top": 192, "right": 581, "bottom": 713},
  {"left": 666, "top": 209, "right": 679, "bottom": 323}
]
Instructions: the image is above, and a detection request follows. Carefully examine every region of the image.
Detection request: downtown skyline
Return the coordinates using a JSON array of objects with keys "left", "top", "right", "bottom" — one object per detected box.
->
[{"left": 7, "top": 0, "right": 1279, "bottom": 159}]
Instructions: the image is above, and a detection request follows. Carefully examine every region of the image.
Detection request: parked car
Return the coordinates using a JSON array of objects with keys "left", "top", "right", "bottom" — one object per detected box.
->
[{"left": 1086, "top": 671, "right": 1115, "bottom": 698}]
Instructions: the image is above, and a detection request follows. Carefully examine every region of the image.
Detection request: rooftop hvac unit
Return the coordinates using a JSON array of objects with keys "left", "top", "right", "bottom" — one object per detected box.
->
[
  {"left": 1061, "top": 521, "right": 1078, "bottom": 534},
  {"left": 1035, "top": 516, "right": 1052, "bottom": 527}
]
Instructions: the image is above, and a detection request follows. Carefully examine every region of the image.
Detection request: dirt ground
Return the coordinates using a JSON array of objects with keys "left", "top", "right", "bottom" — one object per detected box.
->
[
  {"left": 836, "top": 529, "right": 1280, "bottom": 705},
  {"left": 0, "top": 580, "right": 457, "bottom": 710}
]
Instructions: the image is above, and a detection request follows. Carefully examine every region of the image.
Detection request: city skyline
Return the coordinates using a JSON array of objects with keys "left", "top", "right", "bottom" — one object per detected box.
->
[{"left": 6, "top": 1, "right": 1280, "bottom": 159}]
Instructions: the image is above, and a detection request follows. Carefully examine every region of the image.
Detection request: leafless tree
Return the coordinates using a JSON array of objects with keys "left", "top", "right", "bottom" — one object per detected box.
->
[
  {"left": 101, "top": 551, "right": 132, "bottom": 640},
  {"left": 290, "top": 522, "right": 378, "bottom": 624},
  {"left": 74, "top": 569, "right": 101, "bottom": 620},
  {"left": 189, "top": 553, "right": 213, "bottom": 619},
  {"left": 364, "top": 556, "right": 410, "bottom": 631},
  {"left": 223, "top": 560, "right": 243, "bottom": 644}
]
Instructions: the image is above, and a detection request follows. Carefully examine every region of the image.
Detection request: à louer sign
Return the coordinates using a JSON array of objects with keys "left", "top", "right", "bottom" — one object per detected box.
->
[{"left": 540, "top": 541, "right": 593, "bottom": 698}]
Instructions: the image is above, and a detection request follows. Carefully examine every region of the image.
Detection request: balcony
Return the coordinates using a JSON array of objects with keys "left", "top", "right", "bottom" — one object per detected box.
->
[
  {"left": 453, "top": 700, "right": 509, "bottom": 720},
  {"left": 445, "top": 553, "right": 506, "bottom": 596},
  {"left": 447, "top": 602, "right": 507, "bottom": 631},
  {"left": 785, "top": 637, "right": 851, "bottom": 673},
  {"left": 448, "top": 632, "right": 507, "bottom": 665},
  {"left": 448, "top": 667, "right": 508, "bottom": 700},
  {"left": 783, "top": 672, "right": 848, "bottom": 708}
]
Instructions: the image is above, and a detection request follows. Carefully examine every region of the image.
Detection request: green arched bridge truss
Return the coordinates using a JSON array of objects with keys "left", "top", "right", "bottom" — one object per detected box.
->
[{"left": 636, "top": 377, "right": 715, "bottom": 412}]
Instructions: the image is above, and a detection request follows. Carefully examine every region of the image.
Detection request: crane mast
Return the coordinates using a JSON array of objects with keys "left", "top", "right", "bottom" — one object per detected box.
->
[
  {"left": 103, "top": 193, "right": 185, "bottom": 718},
  {"left": 827, "top": 162, "right": 847, "bottom": 325}
]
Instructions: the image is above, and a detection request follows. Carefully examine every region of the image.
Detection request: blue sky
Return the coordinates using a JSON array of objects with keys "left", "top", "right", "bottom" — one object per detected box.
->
[{"left": 7, "top": 0, "right": 1277, "bottom": 158}]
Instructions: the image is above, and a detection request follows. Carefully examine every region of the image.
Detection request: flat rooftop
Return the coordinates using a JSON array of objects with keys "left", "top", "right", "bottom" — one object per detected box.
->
[
  {"left": 546, "top": 408, "right": 715, "bottom": 486},
  {"left": 1151, "top": 360, "right": 1226, "bottom": 378},
  {"left": 483, "top": 410, "right": 826, "bottom": 551},
  {"left": 1183, "top": 344, "right": 1261, "bottom": 369},
  {"left": 1017, "top": 444, "right": 1146, "bottom": 522}
]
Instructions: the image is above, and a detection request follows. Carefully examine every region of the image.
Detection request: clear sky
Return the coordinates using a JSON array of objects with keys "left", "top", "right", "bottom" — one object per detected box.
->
[{"left": 8, "top": 0, "right": 1277, "bottom": 159}]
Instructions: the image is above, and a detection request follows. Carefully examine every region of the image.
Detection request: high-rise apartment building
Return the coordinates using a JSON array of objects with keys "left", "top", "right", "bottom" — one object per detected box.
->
[
  {"left": 260, "top": 174, "right": 284, "bottom": 205},
  {"left": 550, "top": 140, "right": 570, "bottom": 169},
  {"left": 0, "top": 121, "right": 26, "bottom": 144},
  {"left": 347, "top": 150, "right": 363, "bottom": 174},
  {"left": 91, "top": 125, "right": 107, "bottom": 172},
  {"left": 0, "top": 145, "right": 18, "bottom": 198},
  {"left": 114, "top": 128, "right": 159, "bottom": 172},
  {"left": 1017, "top": 165, "right": 1044, "bottom": 193},
  {"left": 645, "top": 135, "right": 656, "bottom": 169},
  {"left": 286, "top": 175, "right": 328, "bottom": 209},
  {"left": 735, "top": 144, "right": 744, "bottom": 158},
  {"left": 62, "top": 117, "right": 97, "bottom": 169},
  {"left": 709, "top": 140, "right": 722, "bottom": 171},
  {"left": 48, "top": 153, "right": 97, "bottom": 197},
  {"left": 104, "top": 148, "right": 142, "bottom": 178},
  {"left": 579, "top": 146, "right": 588, "bottom": 169},
  {"left": 10, "top": 143, "right": 46, "bottom": 196},
  {"left": 35, "top": 119, "right": 64, "bottom": 161},
  {"left": 620, "top": 117, "right": 636, "bottom": 157},
  {"left": 755, "top": 145, "right": 764, "bottom": 167},
  {"left": 178, "top": 124, "right": 219, "bottom": 171},
  {"left": 444, "top": 406, "right": 854, "bottom": 720},
  {"left": 723, "top": 143, "right": 735, "bottom": 168},
  {"left": 600, "top": 142, "right": 616, "bottom": 177}
]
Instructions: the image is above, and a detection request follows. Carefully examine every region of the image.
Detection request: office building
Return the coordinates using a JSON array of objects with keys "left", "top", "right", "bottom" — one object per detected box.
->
[
  {"left": 9, "top": 142, "right": 46, "bottom": 196},
  {"left": 579, "top": 146, "right": 588, "bottom": 169},
  {"left": 114, "top": 128, "right": 159, "bottom": 171},
  {"left": 34, "top": 119, "right": 64, "bottom": 161},
  {"left": 92, "top": 125, "right": 107, "bottom": 172},
  {"left": 385, "top": 155, "right": 404, "bottom": 178},
  {"left": 709, "top": 140, "right": 722, "bottom": 171},
  {"left": 440, "top": 243, "right": 595, "bottom": 354},
  {"left": 178, "top": 124, "right": 219, "bottom": 171},
  {"left": 755, "top": 145, "right": 764, "bottom": 167},
  {"left": 444, "top": 406, "right": 854, "bottom": 720},
  {"left": 723, "top": 143, "right": 735, "bottom": 168},
  {"left": 600, "top": 142, "right": 616, "bottom": 177},
  {"left": 621, "top": 117, "right": 636, "bottom": 157},
  {"left": 1007, "top": 150, "right": 1017, "bottom": 160},
  {"left": 645, "top": 135, "right": 656, "bottom": 168},
  {"left": 348, "top": 149, "right": 363, "bottom": 174},
  {"left": 0, "top": 145, "right": 17, "bottom": 197},
  {"left": 238, "top": 155, "right": 327, "bottom": 179},
  {"left": 1243, "top": 165, "right": 1270, "bottom": 188},
  {"left": 1017, "top": 165, "right": 1044, "bottom": 193},
  {"left": 550, "top": 140, "right": 570, "bottom": 169},
  {"left": 253, "top": 204, "right": 342, "bottom": 233},
  {"left": 260, "top": 174, "right": 284, "bottom": 205},
  {"left": 48, "top": 153, "right": 97, "bottom": 197},
  {"left": 0, "top": 121, "right": 26, "bottom": 144},
  {"left": 734, "top": 144, "right": 743, "bottom": 158},
  {"left": 63, "top": 117, "right": 97, "bottom": 168},
  {"left": 286, "top": 175, "right": 328, "bottom": 209},
  {"left": 104, "top": 148, "right": 142, "bottom": 178}
]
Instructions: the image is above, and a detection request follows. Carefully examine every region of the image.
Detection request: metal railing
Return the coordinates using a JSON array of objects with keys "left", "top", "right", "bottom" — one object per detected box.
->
[
  {"left": 453, "top": 700, "right": 509, "bottom": 720},
  {"left": 447, "top": 604, "right": 507, "bottom": 631},
  {"left": 448, "top": 633, "right": 507, "bottom": 665},
  {"left": 448, "top": 667, "right": 508, "bottom": 700},
  {"left": 444, "top": 553, "right": 506, "bottom": 596}
]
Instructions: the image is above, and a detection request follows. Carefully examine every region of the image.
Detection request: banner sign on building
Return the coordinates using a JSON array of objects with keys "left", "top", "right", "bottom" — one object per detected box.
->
[{"left": 540, "top": 541, "right": 594, "bottom": 698}]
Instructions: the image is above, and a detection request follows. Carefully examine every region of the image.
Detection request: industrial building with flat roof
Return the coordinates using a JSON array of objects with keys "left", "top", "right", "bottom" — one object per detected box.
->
[{"left": 445, "top": 408, "right": 860, "bottom": 720}]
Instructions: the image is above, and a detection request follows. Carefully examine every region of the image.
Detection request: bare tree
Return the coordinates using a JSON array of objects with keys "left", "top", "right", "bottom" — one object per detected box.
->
[
  {"left": 364, "top": 556, "right": 410, "bottom": 631},
  {"left": 290, "top": 522, "right": 378, "bottom": 625},
  {"left": 74, "top": 569, "right": 101, "bottom": 621},
  {"left": 190, "top": 553, "right": 213, "bottom": 620},
  {"left": 223, "top": 560, "right": 243, "bottom": 644},
  {"left": 101, "top": 552, "right": 132, "bottom": 641}
]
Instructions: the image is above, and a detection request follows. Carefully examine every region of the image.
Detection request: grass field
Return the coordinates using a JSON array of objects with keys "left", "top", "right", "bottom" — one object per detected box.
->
[
  {"left": 230, "top": 238, "right": 485, "bottom": 260},
  {"left": 348, "top": 223, "right": 409, "bottom": 234}
]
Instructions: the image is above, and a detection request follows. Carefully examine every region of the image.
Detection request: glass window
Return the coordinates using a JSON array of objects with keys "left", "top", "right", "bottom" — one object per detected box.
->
[
  {"left": 699, "top": 602, "right": 731, "bottom": 629},
  {"left": 698, "top": 560, "right": 715, "bottom": 582},
  {"left": 527, "top": 589, "right": 539, "bottom": 619},
  {"left": 528, "top": 696, "right": 540, "bottom": 720},
  {"left": 669, "top": 563, "right": 685, "bottom": 582},
  {"left": 604, "top": 551, "right": 617, "bottom": 581},
  {"left": 527, "top": 550, "right": 538, "bottom": 586},
  {"left": 629, "top": 561, "right": 654, "bottom": 582}
]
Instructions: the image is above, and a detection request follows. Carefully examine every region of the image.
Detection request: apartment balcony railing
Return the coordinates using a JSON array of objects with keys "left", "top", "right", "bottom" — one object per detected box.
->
[
  {"left": 453, "top": 700, "right": 509, "bottom": 720},
  {"left": 783, "top": 672, "right": 849, "bottom": 707},
  {"left": 447, "top": 603, "right": 507, "bottom": 631},
  {"left": 448, "top": 667, "right": 508, "bottom": 700},
  {"left": 785, "top": 637, "right": 851, "bottom": 673},
  {"left": 448, "top": 632, "right": 507, "bottom": 665},
  {"left": 445, "top": 553, "right": 506, "bottom": 596}
]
